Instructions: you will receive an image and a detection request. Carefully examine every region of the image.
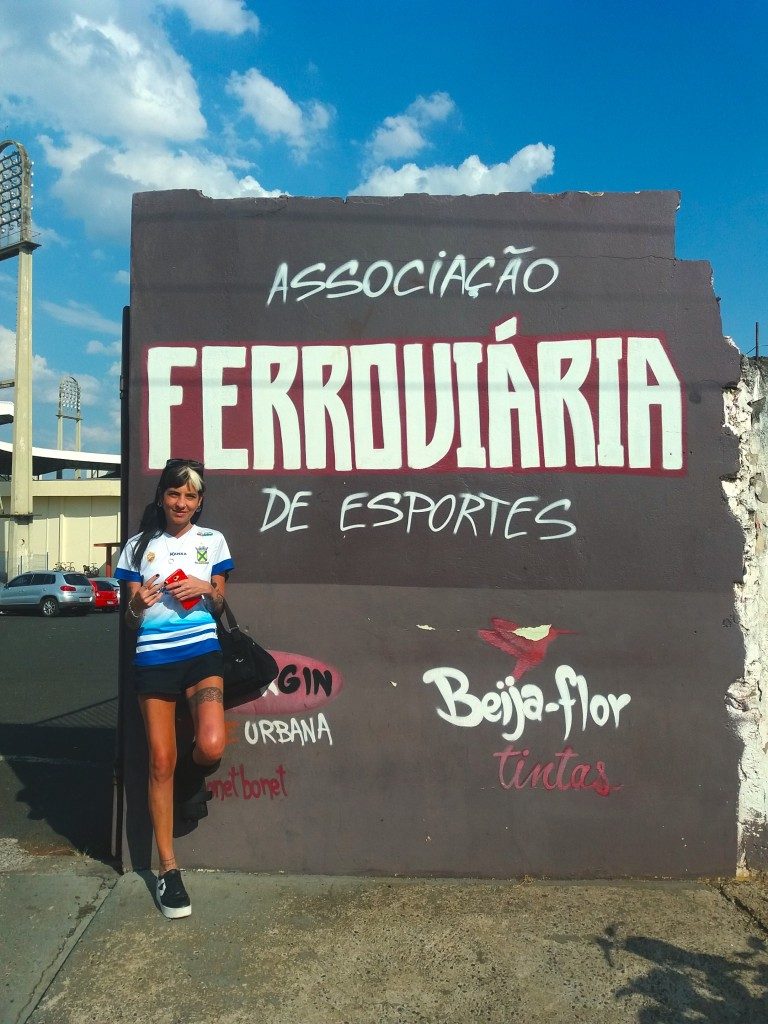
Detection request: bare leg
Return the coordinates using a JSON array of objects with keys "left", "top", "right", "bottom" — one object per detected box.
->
[
  {"left": 185, "top": 675, "right": 226, "bottom": 768},
  {"left": 138, "top": 694, "right": 179, "bottom": 872}
]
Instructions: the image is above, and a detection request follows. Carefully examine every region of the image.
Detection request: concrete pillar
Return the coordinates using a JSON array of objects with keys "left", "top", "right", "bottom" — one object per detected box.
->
[{"left": 8, "top": 244, "right": 34, "bottom": 576}]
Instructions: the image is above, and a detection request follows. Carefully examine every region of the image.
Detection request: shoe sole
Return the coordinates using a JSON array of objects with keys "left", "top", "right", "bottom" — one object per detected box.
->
[{"left": 158, "top": 899, "right": 192, "bottom": 919}]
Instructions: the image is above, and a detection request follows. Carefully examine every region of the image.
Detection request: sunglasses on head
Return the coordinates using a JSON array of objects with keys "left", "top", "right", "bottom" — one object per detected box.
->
[{"left": 164, "top": 458, "right": 204, "bottom": 474}]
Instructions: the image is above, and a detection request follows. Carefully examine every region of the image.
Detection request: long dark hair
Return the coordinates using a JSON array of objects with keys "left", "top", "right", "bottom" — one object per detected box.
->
[{"left": 130, "top": 461, "right": 206, "bottom": 570}]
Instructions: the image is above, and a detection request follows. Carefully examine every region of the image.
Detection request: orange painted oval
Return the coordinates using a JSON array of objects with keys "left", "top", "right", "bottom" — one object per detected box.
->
[{"left": 226, "top": 651, "right": 344, "bottom": 716}]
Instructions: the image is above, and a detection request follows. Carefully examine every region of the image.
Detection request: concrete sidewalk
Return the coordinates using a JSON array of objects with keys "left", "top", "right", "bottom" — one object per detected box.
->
[{"left": 3, "top": 847, "right": 768, "bottom": 1024}]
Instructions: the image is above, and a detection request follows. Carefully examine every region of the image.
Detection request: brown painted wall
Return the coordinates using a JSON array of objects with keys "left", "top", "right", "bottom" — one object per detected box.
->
[{"left": 122, "top": 190, "right": 744, "bottom": 876}]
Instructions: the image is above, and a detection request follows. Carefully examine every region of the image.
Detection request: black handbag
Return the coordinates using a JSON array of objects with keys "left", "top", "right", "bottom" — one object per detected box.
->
[{"left": 217, "top": 600, "right": 278, "bottom": 708}]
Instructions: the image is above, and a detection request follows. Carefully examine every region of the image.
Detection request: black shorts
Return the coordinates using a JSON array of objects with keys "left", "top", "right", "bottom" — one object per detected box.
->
[{"left": 133, "top": 651, "right": 224, "bottom": 697}]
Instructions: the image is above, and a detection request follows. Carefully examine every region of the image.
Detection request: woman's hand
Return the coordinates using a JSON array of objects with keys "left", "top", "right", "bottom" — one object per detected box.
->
[
  {"left": 132, "top": 574, "right": 163, "bottom": 610},
  {"left": 164, "top": 573, "right": 221, "bottom": 608},
  {"left": 125, "top": 574, "right": 162, "bottom": 629}
]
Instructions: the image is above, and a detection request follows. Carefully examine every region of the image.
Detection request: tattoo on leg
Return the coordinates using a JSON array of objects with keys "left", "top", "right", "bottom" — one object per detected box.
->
[{"left": 189, "top": 686, "right": 223, "bottom": 707}]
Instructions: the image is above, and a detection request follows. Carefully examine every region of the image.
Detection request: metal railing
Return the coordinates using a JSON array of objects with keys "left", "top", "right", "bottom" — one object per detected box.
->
[{"left": 0, "top": 550, "right": 48, "bottom": 581}]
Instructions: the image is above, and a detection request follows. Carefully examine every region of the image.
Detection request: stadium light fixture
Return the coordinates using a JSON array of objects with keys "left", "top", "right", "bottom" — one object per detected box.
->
[{"left": 0, "top": 140, "right": 36, "bottom": 259}]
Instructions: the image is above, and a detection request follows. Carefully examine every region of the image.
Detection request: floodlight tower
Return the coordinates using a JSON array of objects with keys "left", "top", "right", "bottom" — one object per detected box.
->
[
  {"left": 0, "top": 140, "right": 40, "bottom": 576},
  {"left": 57, "top": 376, "right": 82, "bottom": 479}
]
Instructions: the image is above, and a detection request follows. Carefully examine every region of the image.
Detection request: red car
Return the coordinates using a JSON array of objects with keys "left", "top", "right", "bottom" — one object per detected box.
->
[{"left": 90, "top": 577, "right": 120, "bottom": 612}]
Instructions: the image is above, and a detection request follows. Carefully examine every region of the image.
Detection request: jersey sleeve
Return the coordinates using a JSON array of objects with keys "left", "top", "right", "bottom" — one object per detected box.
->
[
  {"left": 115, "top": 538, "right": 143, "bottom": 583},
  {"left": 211, "top": 532, "right": 234, "bottom": 576}
]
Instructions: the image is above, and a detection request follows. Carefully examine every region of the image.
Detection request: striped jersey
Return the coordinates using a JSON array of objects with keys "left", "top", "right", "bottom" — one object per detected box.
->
[{"left": 115, "top": 525, "right": 234, "bottom": 666}]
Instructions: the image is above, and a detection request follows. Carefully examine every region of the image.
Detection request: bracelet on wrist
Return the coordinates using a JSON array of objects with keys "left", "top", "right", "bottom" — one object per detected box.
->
[{"left": 127, "top": 600, "right": 143, "bottom": 620}]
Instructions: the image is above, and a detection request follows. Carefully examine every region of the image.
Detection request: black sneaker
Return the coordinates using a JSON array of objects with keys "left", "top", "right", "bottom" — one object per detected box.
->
[{"left": 156, "top": 869, "right": 191, "bottom": 919}]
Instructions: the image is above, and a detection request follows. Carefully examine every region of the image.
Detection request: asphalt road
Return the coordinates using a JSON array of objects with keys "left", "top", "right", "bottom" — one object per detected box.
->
[{"left": 0, "top": 609, "right": 119, "bottom": 859}]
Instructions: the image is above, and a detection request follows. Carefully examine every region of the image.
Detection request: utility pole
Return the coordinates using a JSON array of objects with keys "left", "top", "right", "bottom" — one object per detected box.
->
[{"left": 0, "top": 141, "right": 39, "bottom": 577}]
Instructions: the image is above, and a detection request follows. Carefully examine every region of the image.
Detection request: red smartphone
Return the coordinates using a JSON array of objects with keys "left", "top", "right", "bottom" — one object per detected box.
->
[{"left": 164, "top": 568, "right": 200, "bottom": 609}]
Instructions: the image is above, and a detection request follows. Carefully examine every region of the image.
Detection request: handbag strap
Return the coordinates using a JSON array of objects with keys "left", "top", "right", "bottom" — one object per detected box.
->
[{"left": 219, "top": 599, "right": 241, "bottom": 634}]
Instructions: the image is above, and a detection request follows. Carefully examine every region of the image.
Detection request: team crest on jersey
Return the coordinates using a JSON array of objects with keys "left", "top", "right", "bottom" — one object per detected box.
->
[
  {"left": 147, "top": 551, "right": 156, "bottom": 563},
  {"left": 195, "top": 546, "right": 209, "bottom": 564}
]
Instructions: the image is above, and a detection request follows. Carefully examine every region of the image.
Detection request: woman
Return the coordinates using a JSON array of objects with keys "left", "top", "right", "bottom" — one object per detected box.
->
[{"left": 115, "top": 458, "right": 233, "bottom": 919}]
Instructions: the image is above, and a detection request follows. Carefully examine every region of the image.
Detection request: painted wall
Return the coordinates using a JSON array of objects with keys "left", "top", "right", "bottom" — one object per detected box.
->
[
  {"left": 122, "top": 190, "right": 744, "bottom": 876},
  {"left": 0, "top": 481, "right": 120, "bottom": 578}
]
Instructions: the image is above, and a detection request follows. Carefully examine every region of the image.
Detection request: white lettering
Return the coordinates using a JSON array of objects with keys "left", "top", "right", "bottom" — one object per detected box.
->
[
  {"left": 440, "top": 254, "right": 467, "bottom": 297},
  {"left": 496, "top": 245, "right": 535, "bottom": 294},
  {"left": 326, "top": 260, "right": 363, "bottom": 299},
  {"left": 404, "top": 344, "right": 455, "bottom": 469},
  {"left": 260, "top": 488, "right": 311, "bottom": 532},
  {"left": 291, "top": 262, "right": 327, "bottom": 302},
  {"left": 147, "top": 323, "right": 684, "bottom": 476},
  {"left": 302, "top": 346, "right": 352, "bottom": 471},
  {"left": 424, "top": 664, "right": 632, "bottom": 744},
  {"left": 596, "top": 337, "right": 625, "bottom": 466},
  {"left": 202, "top": 346, "right": 248, "bottom": 469},
  {"left": 538, "top": 340, "right": 595, "bottom": 468},
  {"left": 394, "top": 259, "right": 425, "bottom": 297},
  {"left": 147, "top": 347, "right": 197, "bottom": 469},
  {"left": 504, "top": 495, "right": 538, "bottom": 539},
  {"left": 523, "top": 258, "right": 559, "bottom": 293},
  {"left": 454, "top": 343, "right": 487, "bottom": 468},
  {"left": 535, "top": 498, "right": 577, "bottom": 541},
  {"left": 465, "top": 256, "right": 495, "bottom": 298},
  {"left": 266, "top": 263, "right": 289, "bottom": 305},
  {"left": 351, "top": 344, "right": 401, "bottom": 469},
  {"left": 339, "top": 492, "right": 368, "bottom": 532},
  {"left": 243, "top": 713, "right": 333, "bottom": 745},
  {"left": 368, "top": 491, "right": 404, "bottom": 528},
  {"left": 251, "top": 346, "right": 301, "bottom": 470},
  {"left": 362, "top": 260, "right": 394, "bottom": 298},
  {"left": 627, "top": 337, "right": 683, "bottom": 471},
  {"left": 266, "top": 246, "right": 559, "bottom": 305},
  {"left": 487, "top": 343, "right": 540, "bottom": 468}
]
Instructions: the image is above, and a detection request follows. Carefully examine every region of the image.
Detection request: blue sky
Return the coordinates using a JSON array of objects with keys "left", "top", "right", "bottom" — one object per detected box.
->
[{"left": 0, "top": 0, "right": 765, "bottom": 453}]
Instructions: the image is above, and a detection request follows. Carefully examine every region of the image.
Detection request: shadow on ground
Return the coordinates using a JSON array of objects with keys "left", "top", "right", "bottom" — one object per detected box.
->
[
  {"left": 600, "top": 927, "right": 768, "bottom": 1022},
  {"left": 0, "top": 613, "right": 120, "bottom": 862},
  {"left": 0, "top": 700, "right": 116, "bottom": 860}
]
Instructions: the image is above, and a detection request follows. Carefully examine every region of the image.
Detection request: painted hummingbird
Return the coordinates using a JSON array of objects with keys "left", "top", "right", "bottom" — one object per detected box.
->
[{"left": 478, "top": 618, "right": 576, "bottom": 680}]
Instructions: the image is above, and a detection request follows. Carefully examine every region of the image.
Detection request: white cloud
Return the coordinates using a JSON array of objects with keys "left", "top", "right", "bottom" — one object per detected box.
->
[
  {"left": 0, "top": 4, "right": 206, "bottom": 144},
  {"left": 41, "top": 299, "right": 123, "bottom": 336},
  {"left": 351, "top": 145, "right": 556, "bottom": 197},
  {"left": 31, "top": 225, "right": 67, "bottom": 247},
  {"left": 366, "top": 92, "right": 455, "bottom": 165},
  {"left": 82, "top": 415, "right": 121, "bottom": 447},
  {"left": 406, "top": 93, "right": 455, "bottom": 122},
  {"left": 40, "top": 133, "right": 284, "bottom": 240},
  {"left": 113, "top": 270, "right": 130, "bottom": 285},
  {"left": 227, "top": 68, "right": 334, "bottom": 158},
  {"left": 81, "top": 424, "right": 112, "bottom": 444},
  {"left": 0, "top": 3, "right": 283, "bottom": 241},
  {"left": 31, "top": 354, "right": 103, "bottom": 407},
  {"left": 161, "top": 0, "right": 259, "bottom": 34},
  {"left": 0, "top": 323, "right": 104, "bottom": 408},
  {"left": 86, "top": 340, "right": 122, "bottom": 356},
  {"left": 0, "top": 324, "right": 15, "bottom": 377}
]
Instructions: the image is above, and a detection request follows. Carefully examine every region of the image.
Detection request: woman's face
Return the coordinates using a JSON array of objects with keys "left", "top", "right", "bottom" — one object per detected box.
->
[{"left": 161, "top": 481, "right": 202, "bottom": 531}]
